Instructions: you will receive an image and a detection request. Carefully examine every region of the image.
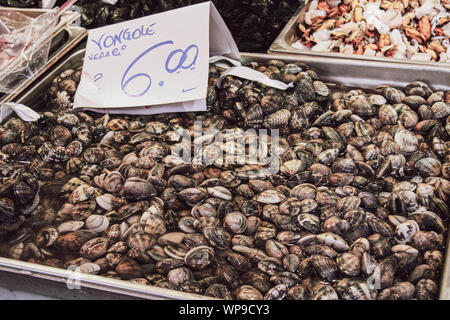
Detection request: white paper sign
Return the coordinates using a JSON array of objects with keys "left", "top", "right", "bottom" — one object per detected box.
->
[{"left": 74, "top": 2, "right": 239, "bottom": 115}]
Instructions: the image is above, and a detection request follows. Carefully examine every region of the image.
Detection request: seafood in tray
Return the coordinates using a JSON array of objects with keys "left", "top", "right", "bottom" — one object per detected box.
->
[
  {"left": 292, "top": 0, "right": 450, "bottom": 62},
  {"left": 0, "top": 57, "right": 449, "bottom": 300},
  {"left": 0, "top": 0, "right": 306, "bottom": 52}
]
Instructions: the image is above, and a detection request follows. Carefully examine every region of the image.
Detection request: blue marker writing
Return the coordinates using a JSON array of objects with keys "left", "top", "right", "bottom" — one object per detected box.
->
[
  {"left": 91, "top": 23, "right": 156, "bottom": 51},
  {"left": 182, "top": 87, "right": 197, "bottom": 93},
  {"left": 94, "top": 73, "right": 103, "bottom": 82},
  {"left": 165, "top": 44, "right": 199, "bottom": 74},
  {"left": 121, "top": 40, "right": 174, "bottom": 98}
]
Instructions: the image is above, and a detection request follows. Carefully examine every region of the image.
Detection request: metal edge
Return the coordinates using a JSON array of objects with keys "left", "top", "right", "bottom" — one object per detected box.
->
[
  {"left": 439, "top": 233, "right": 450, "bottom": 300},
  {"left": 7, "top": 50, "right": 450, "bottom": 300},
  {"left": 241, "top": 52, "right": 450, "bottom": 91},
  {"left": 0, "top": 257, "right": 212, "bottom": 300},
  {"left": 268, "top": 0, "right": 450, "bottom": 67}
]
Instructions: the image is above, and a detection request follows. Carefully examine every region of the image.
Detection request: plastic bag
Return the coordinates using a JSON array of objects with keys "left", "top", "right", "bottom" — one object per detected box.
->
[
  {"left": 0, "top": 102, "right": 40, "bottom": 123},
  {"left": 0, "top": 9, "right": 57, "bottom": 93}
]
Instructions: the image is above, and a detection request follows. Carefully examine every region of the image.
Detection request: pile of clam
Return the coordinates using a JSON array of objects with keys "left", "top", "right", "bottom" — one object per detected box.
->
[{"left": 0, "top": 59, "right": 449, "bottom": 300}]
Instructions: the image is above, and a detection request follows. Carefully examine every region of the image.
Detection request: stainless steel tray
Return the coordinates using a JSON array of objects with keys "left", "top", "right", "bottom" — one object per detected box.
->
[
  {"left": 268, "top": 0, "right": 450, "bottom": 67},
  {"left": 4, "top": 51, "right": 450, "bottom": 300},
  {"left": 0, "top": 8, "right": 82, "bottom": 102},
  {"left": 244, "top": 53, "right": 450, "bottom": 92},
  {"left": 14, "top": 44, "right": 87, "bottom": 108},
  {"left": 0, "top": 25, "right": 87, "bottom": 104}
]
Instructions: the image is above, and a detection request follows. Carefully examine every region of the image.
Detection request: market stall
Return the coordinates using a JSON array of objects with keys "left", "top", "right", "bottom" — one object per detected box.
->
[{"left": 0, "top": 0, "right": 448, "bottom": 301}]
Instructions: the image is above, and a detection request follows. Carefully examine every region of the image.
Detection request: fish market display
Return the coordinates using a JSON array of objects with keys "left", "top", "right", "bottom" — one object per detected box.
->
[
  {"left": 0, "top": 0, "right": 305, "bottom": 52},
  {"left": 294, "top": 0, "right": 450, "bottom": 62},
  {"left": 0, "top": 59, "right": 449, "bottom": 300}
]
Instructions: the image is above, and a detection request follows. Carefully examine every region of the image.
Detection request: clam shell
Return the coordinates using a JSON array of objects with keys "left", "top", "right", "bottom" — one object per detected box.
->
[
  {"left": 254, "top": 189, "right": 286, "bottom": 204},
  {"left": 57, "top": 221, "right": 84, "bottom": 233},
  {"left": 85, "top": 215, "right": 109, "bottom": 233}
]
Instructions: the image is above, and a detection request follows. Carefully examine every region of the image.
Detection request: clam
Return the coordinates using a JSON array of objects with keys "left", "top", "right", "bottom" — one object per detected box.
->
[
  {"left": 85, "top": 215, "right": 109, "bottom": 234},
  {"left": 122, "top": 177, "right": 157, "bottom": 200},
  {"left": 184, "top": 246, "right": 215, "bottom": 271}
]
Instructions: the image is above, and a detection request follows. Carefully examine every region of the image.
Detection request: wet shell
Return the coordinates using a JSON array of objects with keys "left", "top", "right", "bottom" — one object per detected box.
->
[
  {"left": 245, "top": 104, "right": 264, "bottom": 128},
  {"left": 395, "top": 220, "right": 420, "bottom": 244},
  {"left": 178, "top": 188, "right": 208, "bottom": 204},
  {"left": 51, "top": 125, "right": 72, "bottom": 146},
  {"left": 184, "top": 246, "right": 214, "bottom": 271},
  {"left": 71, "top": 200, "right": 96, "bottom": 221},
  {"left": 77, "top": 263, "right": 101, "bottom": 275},
  {"left": 431, "top": 102, "right": 450, "bottom": 119},
  {"left": 264, "top": 284, "right": 289, "bottom": 300},
  {"left": 57, "top": 221, "right": 84, "bottom": 233},
  {"left": 297, "top": 214, "right": 321, "bottom": 234},
  {"left": 236, "top": 285, "right": 264, "bottom": 300},
  {"left": 203, "top": 227, "right": 231, "bottom": 250},
  {"left": 394, "top": 129, "right": 418, "bottom": 154},
  {"left": 95, "top": 172, "right": 124, "bottom": 194},
  {"left": 35, "top": 227, "right": 58, "bottom": 248},
  {"left": 80, "top": 237, "right": 109, "bottom": 260},
  {"left": 207, "top": 186, "right": 232, "bottom": 201},
  {"left": 96, "top": 194, "right": 127, "bottom": 211},
  {"left": 263, "top": 109, "right": 291, "bottom": 129},
  {"left": 223, "top": 212, "right": 247, "bottom": 234},
  {"left": 378, "top": 104, "right": 398, "bottom": 125},
  {"left": 311, "top": 254, "right": 339, "bottom": 281},
  {"left": 316, "top": 233, "right": 349, "bottom": 252},
  {"left": 336, "top": 252, "right": 360, "bottom": 277},
  {"left": 56, "top": 230, "right": 97, "bottom": 252},
  {"left": 312, "top": 285, "right": 339, "bottom": 300},
  {"left": 313, "top": 81, "right": 330, "bottom": 97},
  {"left": 144, "top": 213, "right": 167, "bottom": 237},
  {"left": 115, "top": 258, "right": 142, "bottom": 280},
  {"left": 122, "top": 177, "right": 157, "bottom": 200},
  {"left": 415, "top": 158, "right": 442, "bottom": 177}
]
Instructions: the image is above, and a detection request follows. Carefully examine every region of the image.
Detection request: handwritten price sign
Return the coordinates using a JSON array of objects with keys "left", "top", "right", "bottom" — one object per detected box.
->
[
  {"left": 120, "top": 41, "right": 199, "bottom": 98},
  {"left": 73, "top": 2, "right": 238, "bottom": 113}
]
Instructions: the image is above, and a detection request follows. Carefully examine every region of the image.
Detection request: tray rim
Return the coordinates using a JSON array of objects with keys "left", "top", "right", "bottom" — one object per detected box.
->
[{"left": 0, "top": 257, "right": 212, "bottom": 300}]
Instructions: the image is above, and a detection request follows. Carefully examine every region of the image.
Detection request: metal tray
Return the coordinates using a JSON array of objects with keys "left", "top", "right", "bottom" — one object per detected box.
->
[
  {"left": 0, "top": 25, "right": 87, "bottom": 104},
  {"left": 14, "top": 43, "right": 86, "bottom": 108},
  {"left": 3, "top": 51, "right": 450, "bottom": 300},
  {"left": 268, "top": 0, "right": 450, "bottom": 67},
  {"left": 0, "top": 8, "right": 82, "bottom": 102}
]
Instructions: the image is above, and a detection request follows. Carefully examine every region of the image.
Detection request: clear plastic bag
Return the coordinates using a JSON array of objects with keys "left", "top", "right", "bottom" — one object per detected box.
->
[{"left": 0, "top": 9, "right": 58, "bottom": 93}]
